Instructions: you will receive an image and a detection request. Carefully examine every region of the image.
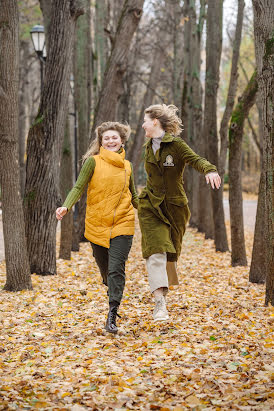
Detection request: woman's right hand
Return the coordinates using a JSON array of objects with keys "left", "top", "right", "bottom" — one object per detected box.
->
[{"left": 56, "top": 207, "right": 68, "bottom": 220}]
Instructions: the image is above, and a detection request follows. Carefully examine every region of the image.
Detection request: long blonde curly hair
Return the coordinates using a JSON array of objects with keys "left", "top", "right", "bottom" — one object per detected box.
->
[
  {"left": 82, "top": 122, "right": 131, "bottom": 162},
  {"left": 144, "top": 104, "right": 183, "bottom": 137}
]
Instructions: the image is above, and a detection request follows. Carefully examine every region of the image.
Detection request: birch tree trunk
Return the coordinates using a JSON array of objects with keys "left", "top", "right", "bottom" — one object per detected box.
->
[
  {"left": 228, "top": 71, "right": 258, "bottom": 266},
  {"left": 24, "top": 0, "right": 85, "bottom": 275},
  {"left": 252, "top": 0, "right": 274, "bottom": 305},
  {"left": 91, "top": 0, "right": 144, "bottom": 134},
  {"left": 0, "top": 0, "right": 32, "bottom": 291}
]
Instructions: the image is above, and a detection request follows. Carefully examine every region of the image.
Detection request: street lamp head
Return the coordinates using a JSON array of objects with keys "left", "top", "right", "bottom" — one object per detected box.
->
[{"left": 30, "top": 25, "right": 45, "bottom": 58}]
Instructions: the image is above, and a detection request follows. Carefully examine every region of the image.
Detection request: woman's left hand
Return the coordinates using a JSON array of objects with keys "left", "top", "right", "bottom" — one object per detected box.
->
[{"left": 205, "top": 172, "right": 221, "bottom": 189}]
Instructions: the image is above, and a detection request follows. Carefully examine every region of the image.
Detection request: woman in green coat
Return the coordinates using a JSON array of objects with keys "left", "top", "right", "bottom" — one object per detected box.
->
[{"left": 138, "top": 104, "right": 221, "bottom": 322}]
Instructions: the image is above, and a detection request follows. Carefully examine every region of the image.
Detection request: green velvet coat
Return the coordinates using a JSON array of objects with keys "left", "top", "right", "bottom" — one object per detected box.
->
[{"left": 138, "top": 133, "right": 217, "bottom": 262}]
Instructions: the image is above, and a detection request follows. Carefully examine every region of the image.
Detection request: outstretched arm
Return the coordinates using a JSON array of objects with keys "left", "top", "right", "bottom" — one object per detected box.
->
[
  {"left": 55, "top": 157, "right": 95, "bottom": 220},
  {"left": 178, "top": 139, "right": 217, "bottom": 174}
]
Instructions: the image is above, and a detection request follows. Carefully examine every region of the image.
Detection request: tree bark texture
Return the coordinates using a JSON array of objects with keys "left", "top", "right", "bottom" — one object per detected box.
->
[
  {"left": 202, "top": 0, "right": 228, "bottom": 251},
  {"left": 18, "top": 40, "right": 31, "bottom": 197},
  {"left": 228, "top": 71, "right": 258, "bottom": 266},
  {"left": 127, "top": 35, "right": 165, "bottom": 182},
  {"left": 73, "top": 0, "right": 92, "bottom": 245},
  {"left": 91, "top": 0, "right": 144, "bottom": 135},
  {"left": 24, "top": 0, "right": 85, "bottom": 275},
  {"left": 219, "top": 0, "right": 244, "bottom": 175},
  {"left": 182, "top": 0, "right": 205, "bottom": 227},
  {"left": 95, "top": 0, "right": 108, "bottom": 93},
  {"left": 116, "top": 28, "right": 143, "bottom": 125},
  {"left": 249, "top": 170, "right": 266, "bottom": 283},
  {"left": 0, "top": 0, "right": 32, "bottom": 291},
  {"left": 252, "top": 0, "right": 274, "bottom": 305},
  {"left": 165, "top": 0, "right": 183, "bottom": 109},
  {"left": 59, "top": 119, "right": 73, "bottom": 260},
  {"left": 39, "top": 0, "right": 52, "bottom": 43}
]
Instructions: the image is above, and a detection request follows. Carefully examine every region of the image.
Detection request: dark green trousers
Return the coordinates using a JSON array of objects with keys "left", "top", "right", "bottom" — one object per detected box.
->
[{"left": 90, "top": 235, "right": 133, "bottom": 304}]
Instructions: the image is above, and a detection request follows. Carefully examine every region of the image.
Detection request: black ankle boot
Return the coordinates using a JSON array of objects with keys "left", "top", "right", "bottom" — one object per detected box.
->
[{"left": 105, "top": 303, "right": 120, "bottom": 334}]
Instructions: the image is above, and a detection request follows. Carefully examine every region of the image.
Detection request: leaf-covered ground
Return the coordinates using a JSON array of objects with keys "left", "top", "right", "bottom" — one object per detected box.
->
[{"left": 0, "top": 218, "right": 273, "bottom": 410}]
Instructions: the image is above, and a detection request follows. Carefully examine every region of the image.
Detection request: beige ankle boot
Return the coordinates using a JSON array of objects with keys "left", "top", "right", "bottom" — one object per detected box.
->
[{"left": 153, "top": 295, "right": 169, "bottom": 321}]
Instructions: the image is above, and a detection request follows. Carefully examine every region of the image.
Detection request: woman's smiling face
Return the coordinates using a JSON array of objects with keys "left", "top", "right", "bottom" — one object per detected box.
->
[
  {"left": 101, "top": 130, "right": 122, "bottom": 152},
  {"left": 142, "top": 114, "right": 155, "bottom": 138}
]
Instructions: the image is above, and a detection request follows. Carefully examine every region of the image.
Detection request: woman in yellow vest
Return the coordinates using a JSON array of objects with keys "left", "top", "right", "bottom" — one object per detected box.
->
[{"left": 56, "top": 122, "right": 138, "bottom": 334}]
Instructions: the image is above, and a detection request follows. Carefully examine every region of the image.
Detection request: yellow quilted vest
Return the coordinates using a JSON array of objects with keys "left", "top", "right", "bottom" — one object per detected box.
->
[{"left": 84, "top": 146, "right": 135, "bottom": 248}]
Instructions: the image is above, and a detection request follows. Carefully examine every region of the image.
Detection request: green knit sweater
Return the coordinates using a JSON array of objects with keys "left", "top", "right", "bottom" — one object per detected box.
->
[{"left": 63, "top": 156, "right": 139, "bottom": 211}]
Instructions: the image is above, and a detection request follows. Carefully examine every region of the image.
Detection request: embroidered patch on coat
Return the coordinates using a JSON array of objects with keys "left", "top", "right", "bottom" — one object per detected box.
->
[{"left": 163, "top": 155, "right": 175, "bottom": 166}]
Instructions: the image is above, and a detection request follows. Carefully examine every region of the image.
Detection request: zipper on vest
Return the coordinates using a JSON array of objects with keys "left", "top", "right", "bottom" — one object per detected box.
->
[{"left": 109, "top": 169, "right": 127, "bottom": 240}]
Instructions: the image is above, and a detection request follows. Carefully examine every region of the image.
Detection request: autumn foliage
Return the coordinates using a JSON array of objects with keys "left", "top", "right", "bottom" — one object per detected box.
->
[{"left": 0, "top": 218, "right": 273, "bottom": 409}]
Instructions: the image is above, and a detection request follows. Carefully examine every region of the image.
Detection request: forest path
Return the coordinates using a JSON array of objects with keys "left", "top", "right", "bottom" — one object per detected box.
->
[{"left": 0, "top": 194, "right": 273, "bottom": 410}]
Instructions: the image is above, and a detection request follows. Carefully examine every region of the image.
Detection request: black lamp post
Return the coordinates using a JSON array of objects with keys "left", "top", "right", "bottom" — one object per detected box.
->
[{"left": 30, "top": 25, "right": 46, "bottom": 93}]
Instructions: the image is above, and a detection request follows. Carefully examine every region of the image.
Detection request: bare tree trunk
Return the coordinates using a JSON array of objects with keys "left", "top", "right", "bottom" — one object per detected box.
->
[
  {"left": 91, "top": 0, "right": 144, "bottom": 134},
  {"left": 182, "top": 0, "right": 205, "bottom": 227},
  {"left": 18, "top": 40, "right": 31, "bottom": 197},
  {"left": 39, "top": 0, "right": 52, "bottom": 40},
  {"left": 204, "top": 0, "right": 229, "bottom": 251},
  {"left": 0, "top": 0, "right": 32, "bottom": 291},
  {"left": 74, "top": 0, "right": 92, "bottom": 245},
  {"left": 229, "top": 70, "right": 258, "bottom": 266},
  {"left": 117, "top": 28, "right": 143, "bottom": 125},
  {"left": 199, "top": 0, "right": 223, "bottom": 241},
  {"left": 252, "top": 0, "right": 274, "bottom": 305},
  {"left": 24, "top": 0, "right": 85, "bottom": 275},
  {"left": 249, "top": 170, "right": 266, "bottom": 283},
  {"left": 127, "top": 37, "right": 164, "bottom": 181},
  {"left": 165, "top": 0, "right": 183, "bottom": 109},
  {"left": 217, "top": 0, "right": 244, "bottom": 250},
  {"left": 95, "top": 0, "right": 108, "bottom": 93},
  {"left": 59, "top": 119, "right": 74, "bottom": 260},
  {"left": 219, "top": 0, "right": 244, "bottom": 175}
]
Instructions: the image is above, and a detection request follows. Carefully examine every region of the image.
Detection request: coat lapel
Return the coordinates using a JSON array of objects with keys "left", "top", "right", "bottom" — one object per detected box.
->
[{"left": 145, "top": 139, "right": 158, "bottom": 165}]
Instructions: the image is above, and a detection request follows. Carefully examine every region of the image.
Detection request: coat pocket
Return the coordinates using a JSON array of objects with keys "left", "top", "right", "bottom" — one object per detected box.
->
[{"left": 167, "top": 195, "right": 188, "bottom": 206}]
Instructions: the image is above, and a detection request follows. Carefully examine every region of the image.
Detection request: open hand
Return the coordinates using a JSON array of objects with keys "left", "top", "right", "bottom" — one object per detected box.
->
[
  {"left": 56, "top": 207, "right": 68, "bottom": 220},
  {"left": 205, "top": 172, "right": 221, "bottom": 189}
]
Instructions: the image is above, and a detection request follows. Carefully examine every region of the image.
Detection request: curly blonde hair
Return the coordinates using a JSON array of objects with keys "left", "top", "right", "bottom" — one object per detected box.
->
[
  {"left": 82, "top": 122, "right": 131, "bottom": 162},
  {"left": 144, "top": 104, "right": 183, "bottom": 137}
]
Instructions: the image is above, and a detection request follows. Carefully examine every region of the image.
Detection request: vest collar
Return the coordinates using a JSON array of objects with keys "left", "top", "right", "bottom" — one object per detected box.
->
[{"left": 99, "top": 146, "right": 125, "bottom": 168}]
